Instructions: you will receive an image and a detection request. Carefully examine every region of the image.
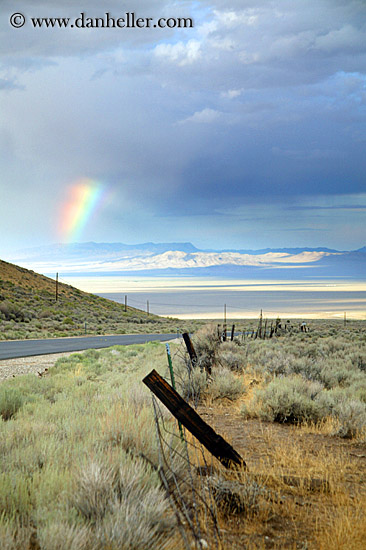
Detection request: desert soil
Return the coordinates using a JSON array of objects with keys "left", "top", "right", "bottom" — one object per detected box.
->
[{"left": 198, "top": 403, "right": 366, "bottom": 549}]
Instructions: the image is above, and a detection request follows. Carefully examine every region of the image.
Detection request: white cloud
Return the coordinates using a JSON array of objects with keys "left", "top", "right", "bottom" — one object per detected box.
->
[
  {"left": 154, "top": 39, "right": 201, "bottom": 65},
  {"left": 221, "top": 89, "right": 243, "bottom": 99},
  {"left": 179, "top": 108, "right": 221, "bottom": 124},
  {"left": 213, "top": 10, "right": 258, "bottom": 28}
]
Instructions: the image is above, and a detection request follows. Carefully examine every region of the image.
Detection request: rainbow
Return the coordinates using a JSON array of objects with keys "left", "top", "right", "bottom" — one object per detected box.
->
[{"left": 58, "top": 178, "right": 106, "bottom": 242}]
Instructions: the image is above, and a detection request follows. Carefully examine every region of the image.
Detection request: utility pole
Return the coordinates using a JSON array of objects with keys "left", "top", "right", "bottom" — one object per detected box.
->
[
  {"left": 55, "top": 272, "right": 59, "bottom": 302},
  {"left": 344, "top": 312, "right": 346, "bottom": 327},
  {"left": 147, "top": 300, "right": 149, "bottom": 316},
  {"left": 124, "top": 295, "right": 127, "bottom": 312}
]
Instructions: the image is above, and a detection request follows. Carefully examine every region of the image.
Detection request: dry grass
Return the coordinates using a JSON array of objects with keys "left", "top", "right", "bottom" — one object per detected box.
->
[{"left": 2, "top": 320, "right": 366, "bottom": 548}]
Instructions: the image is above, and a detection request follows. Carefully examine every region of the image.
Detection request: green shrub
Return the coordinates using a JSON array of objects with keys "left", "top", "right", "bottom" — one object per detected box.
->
[
  {"left": 178, "top": 367, "right": 208, "bottom": 405},
  {"left": 0, "top": 387, "right": 24, "bottom": 420},
  {"left": 250, "top": 376, "right": 325, "bottom": 424},
  {"left": 37, "top": 523, "right": 90, "bottom": 550},
  {"left": 193, "top": 324, "right": 220, "bottom": 373},
  {"left": 217, "top": 341, "right": 247, "bottom": 372},
  {"left": 73, "top": 458, "right": 169, "bottom": 549},
  {"left": 332, "top": 399, "right": 366, "bottom": 438},
  {"left": 210, "top": 367, "right": 245, "bottom": 401},
  {"left": 62, "top": 317, "right": 74, "bottom": 325}
]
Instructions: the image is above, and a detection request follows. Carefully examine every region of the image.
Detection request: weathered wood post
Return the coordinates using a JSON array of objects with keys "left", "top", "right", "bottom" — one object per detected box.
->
[
  {"left": 182, "top": 332, "right": 198, "bottom": 371},
  {"left": 143, "top": 369, "right": 246, "bottom": 470},
  {"left": 230, "top": 324, "right": 235, "bottom": 341},
  {"left": 258, "top": 309, "right": 263, "bottom": 339}
]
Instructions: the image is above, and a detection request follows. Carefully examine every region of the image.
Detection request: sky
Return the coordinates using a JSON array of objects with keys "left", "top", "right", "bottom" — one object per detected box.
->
[{"left": 1, "top": 0, "right": 366, "bottom": 254}]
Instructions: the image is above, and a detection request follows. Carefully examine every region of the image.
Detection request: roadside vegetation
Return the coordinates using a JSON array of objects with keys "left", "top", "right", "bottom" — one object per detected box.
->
[
  {"left": 0, "top": 259, "right": 202, "bottom": 339},
  {"left": 1, "top": 319, "right": 366, "bottom": 548},
  {"left": 174, "top": 320, "right": 366, "bottom": 548},
  {"left": 0, "top": 342, "right": 183, "bottom": 549}
]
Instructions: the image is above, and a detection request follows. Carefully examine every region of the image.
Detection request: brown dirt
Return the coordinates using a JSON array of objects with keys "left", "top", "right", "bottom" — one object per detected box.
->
[{"left": 197, "top": 403, "right": 366, "bottom": 549}]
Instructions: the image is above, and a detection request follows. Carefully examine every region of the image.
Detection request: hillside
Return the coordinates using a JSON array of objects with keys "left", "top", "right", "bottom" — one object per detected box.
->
[{"left": 0, "top": 259, "right": 191, "bottom": 340}]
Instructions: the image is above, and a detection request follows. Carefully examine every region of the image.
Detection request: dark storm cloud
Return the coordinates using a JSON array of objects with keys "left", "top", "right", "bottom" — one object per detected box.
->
[{"left": 0, "top": 0, "right": 365, "bottom": 248}]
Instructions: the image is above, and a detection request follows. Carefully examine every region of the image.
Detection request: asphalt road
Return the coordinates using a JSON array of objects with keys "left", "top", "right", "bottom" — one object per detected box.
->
[{"left": 0, "top": 333, "right": 178, "bottom": 360}]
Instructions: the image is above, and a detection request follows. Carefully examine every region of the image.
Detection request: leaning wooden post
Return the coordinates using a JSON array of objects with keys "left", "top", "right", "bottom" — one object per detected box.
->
[
  {"left": 143, "top": 369, "right": 246, "bottom": 470},
  {"left": 182, "top": 332, "right": 198, "bottom": 371},
  {"left": 230, "top": 324, "right": 235, "bottom": 341}
]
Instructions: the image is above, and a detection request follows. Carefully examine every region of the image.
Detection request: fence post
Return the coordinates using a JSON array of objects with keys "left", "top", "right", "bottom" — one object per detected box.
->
[
  {"left": 143, "top": 369, "right": 246, "bottom": 469},
  {"left": 166, "top": 344, "right": 184, "bottom": 441},
  {"left": 258, "top": 309, "right": 263, "bottom": 339},
  {"left": 182, "top": 332, "right": 198, "bottom": 371}
]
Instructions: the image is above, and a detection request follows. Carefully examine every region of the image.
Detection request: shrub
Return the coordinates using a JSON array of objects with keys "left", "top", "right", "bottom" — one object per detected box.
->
[
  {"left": 210, "top": 367, "right": 245, "bottom": 401},
  {"left": 209, "top": 475, "right": 267, "bottom": 516},
  {"left": 0, "top": 518, "right": 32, "bottom": 550},
  {"left": 0, "top": 387, "right": 24, "bottom": 420},
  {"left": 178, "top": 367, "right": 208, "bottom": 405},
  {"left": 332, "top": 399, "right": 366, "bottom": 438},
  {"left": 73, "top": 458, "right": 169, "bottom": 550},
  {"left": 73, "top": 462, "right": 115, "bottom": 522},
  {"left": 62, "top": 317, "right": 74, "bottom": 325},
  {"left": 217, "top": 341, "right": 247, "bottom": 372},
  {"left": 0, "top": 301, "right": 26, "bottom": 322},
  {"left": 250, "top": 376, "right": 325, "bottom": 424},
  {"left": 193, "top": 324, "right": 220, "bottom": 373},
  {"left": 37, "top": 523, "right": 90, "bottom": 550}
]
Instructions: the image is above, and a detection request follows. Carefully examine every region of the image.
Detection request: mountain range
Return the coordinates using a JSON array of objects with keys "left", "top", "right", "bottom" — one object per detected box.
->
[{"left": 4, "top": 242, "right": 366, "bottom": 279}]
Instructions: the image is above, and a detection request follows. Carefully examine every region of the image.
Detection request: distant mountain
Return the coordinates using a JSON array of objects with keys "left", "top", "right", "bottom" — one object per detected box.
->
[
  {"left": 14, "top": 241, "right": 199, "bottom": 261},
  {"left": 206, "top": 246, "right": 341, "bottom": 255},
  {"left": 5, "top": 242, "right": 366, "bottom": 279}
]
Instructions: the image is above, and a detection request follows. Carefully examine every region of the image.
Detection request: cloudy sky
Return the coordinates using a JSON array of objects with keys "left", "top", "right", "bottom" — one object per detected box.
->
[{"left": 1, "top": 0, "right": 366, "bottom": 254}]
